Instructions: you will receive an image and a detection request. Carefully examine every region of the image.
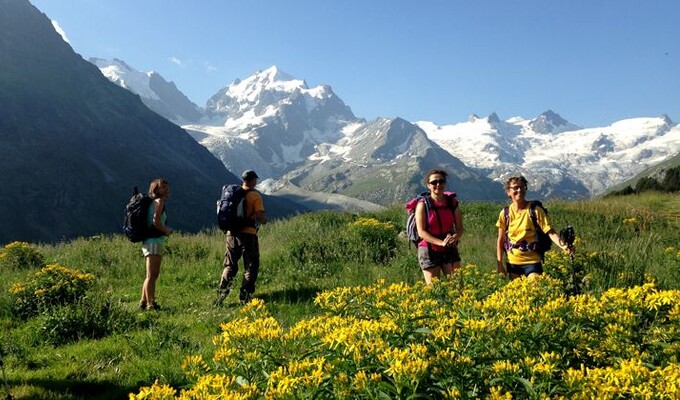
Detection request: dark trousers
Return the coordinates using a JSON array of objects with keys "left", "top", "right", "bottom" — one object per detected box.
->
[{"left": 219, "top": 232, "right": 260, "bottom": 299}]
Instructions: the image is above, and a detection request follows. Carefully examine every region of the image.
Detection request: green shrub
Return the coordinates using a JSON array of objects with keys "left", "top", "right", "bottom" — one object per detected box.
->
[
  {"left": 9, "top": 263, "right": 95, "bottom": 319},
  {"left": 38, "top": 294, "right": 135, "bottom": 346},
  {"left": 0, "top": 241, "right": 44, "bottom": 270},
  {"left": 165, "top": 240, "right": 211, "bottom": 262},
  {"left": 347, "top": 217, "right": 398, "bottom": 263}
]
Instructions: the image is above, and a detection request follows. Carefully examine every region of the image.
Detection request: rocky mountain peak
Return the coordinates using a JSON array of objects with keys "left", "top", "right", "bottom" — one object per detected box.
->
[
  {"left": 528, "top": 109, "right": 579, "bottom": 134},
  {"left": 487, "top": 112, "right": 501, "bottom": 124},
  {"left": 660, "top": 114, "right": 674, "bottom": 126}
]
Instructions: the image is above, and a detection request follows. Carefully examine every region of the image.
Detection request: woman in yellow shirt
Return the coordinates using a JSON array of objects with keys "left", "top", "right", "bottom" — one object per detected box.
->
[{"left": 496, "top": 176, "right": 571, "bottom": 279}]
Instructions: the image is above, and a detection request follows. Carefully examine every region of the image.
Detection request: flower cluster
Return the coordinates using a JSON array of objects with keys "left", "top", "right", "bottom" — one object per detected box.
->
[
  {"left": 133, "top": 264, "right": 680, "bottom": 398},
  {"left": 347, "top": 217, "right": 398, "bottom": 263},
  {"left": 0, "top": 241, "right": 44, "bottom": 270},
  {"left": 9, "top": 263, "right": 95, "bottom": 319}
]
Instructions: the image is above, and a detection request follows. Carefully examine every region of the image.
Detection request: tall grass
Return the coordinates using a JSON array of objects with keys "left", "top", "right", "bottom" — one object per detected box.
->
[{"left": 0, "top": 193, "right": 678, "bottom": 399}]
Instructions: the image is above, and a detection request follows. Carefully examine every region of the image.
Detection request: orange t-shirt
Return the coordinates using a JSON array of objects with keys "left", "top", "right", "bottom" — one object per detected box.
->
[{"left": 240, "top": 189, "right": 265, "bottom": 235}]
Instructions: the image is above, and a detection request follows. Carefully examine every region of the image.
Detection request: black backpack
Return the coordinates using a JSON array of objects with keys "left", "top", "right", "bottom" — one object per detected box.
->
[
  {"left": 216, "top": 184, "right": 253, "bottom": 233},
  {"left": 503, "top": 200, "right": 552, "bottom": 259},
  {"left": 123, "top": 187, "right": 165, "bottom": 243}
]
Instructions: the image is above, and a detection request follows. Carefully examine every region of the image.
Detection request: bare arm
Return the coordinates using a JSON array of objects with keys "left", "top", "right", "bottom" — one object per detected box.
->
[
  {"left": 496, "top": 227, "right": 506, "bottom": 274},
  {"left": 450, "top": 206, "right": 464, "bottom": 243},
  {"left": 152, "top": 198, "right": 172, "bottom": 236},
  {"left": 416, "top": 201, "right": 448, "bottom": 247},
  {"left": 548, "top": 229, "right": 571, "bottom": 253}
]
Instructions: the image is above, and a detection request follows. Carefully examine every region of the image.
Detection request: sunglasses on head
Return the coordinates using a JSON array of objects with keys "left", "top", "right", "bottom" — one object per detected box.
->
[{"left": 429, "top": 179, "right": 446, "bottom": 186}]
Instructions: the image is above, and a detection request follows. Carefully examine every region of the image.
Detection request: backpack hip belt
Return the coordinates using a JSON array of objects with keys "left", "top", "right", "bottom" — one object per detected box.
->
[{"left": 504, "top": 240, "right": 539, "bottom": 252}]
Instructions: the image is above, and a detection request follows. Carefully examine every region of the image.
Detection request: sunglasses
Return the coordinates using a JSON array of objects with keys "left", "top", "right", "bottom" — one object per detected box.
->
[{"left": 429, "top": 179, "right": 446, "bottom": 186}]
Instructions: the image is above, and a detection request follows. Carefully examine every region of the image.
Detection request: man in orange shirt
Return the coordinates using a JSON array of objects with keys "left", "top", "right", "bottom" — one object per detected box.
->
[{"left": 216, "top": 170, "right": 267, "bottom": 305}]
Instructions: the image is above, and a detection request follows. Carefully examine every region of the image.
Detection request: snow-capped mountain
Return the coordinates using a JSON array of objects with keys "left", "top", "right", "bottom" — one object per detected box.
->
[
  {"left": 89, "top": 58, "right": 204, "bottom": 124},
  {"left": 416, "top": 112, "right": 680, "bottom": 197},
  {"left": 93, "top": 60, "right": 680, "bottom": 202},
  {"left": 185, "top": 66, "right": 359, "bottom": 179},
  {"left": 185, "top": 67, "right": 502, "bottom": 204}
]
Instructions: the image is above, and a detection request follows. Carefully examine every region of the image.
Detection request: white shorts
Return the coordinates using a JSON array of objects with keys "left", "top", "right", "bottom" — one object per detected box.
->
[{"left": 142, "top": 242, "right": 164, "bottom": 257}]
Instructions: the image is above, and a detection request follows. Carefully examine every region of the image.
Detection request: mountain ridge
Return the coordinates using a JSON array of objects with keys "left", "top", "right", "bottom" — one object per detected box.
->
[{"left": 90, "top": 60, "right": 680, "bottom": 202}]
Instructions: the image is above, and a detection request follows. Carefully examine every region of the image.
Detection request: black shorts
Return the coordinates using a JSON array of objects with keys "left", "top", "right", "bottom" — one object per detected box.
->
[
  {"left": 418, "top": 246, "right": 461, "bottom": 270},
  {"left": 506, "top": 262, "right": 543, "bottom": 276}
]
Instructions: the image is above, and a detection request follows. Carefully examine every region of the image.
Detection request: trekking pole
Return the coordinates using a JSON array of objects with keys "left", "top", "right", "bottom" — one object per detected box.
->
[
  {"left": 560, "top": 225, "right": 578, "bottom": 295},
  {"left": 560, "top": 225, "right": 576, "bottom": 263},
  {"left": 0, "top": 345, "right": 12, "bottom": 400}
]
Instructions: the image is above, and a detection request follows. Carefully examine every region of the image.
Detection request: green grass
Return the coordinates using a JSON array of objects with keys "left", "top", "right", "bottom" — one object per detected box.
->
[{"left": 1, "top": 193, "right": 679, "bottom": 399}]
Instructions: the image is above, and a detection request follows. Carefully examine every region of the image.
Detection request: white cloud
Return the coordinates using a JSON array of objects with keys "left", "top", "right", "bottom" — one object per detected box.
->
[
  {"left": 169, "top": 56, "right": 184, "bottom": 67},
  {"left": 203, "top": 61, "right": 218, "bottom": 73},
  {"left": 51, "top": 20, "right": 70, "bottom": 44}
]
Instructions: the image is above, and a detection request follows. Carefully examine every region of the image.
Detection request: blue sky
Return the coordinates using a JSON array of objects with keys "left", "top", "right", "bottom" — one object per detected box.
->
[{"left": 30, "top": 0, "right": 679, "bottom": 127}]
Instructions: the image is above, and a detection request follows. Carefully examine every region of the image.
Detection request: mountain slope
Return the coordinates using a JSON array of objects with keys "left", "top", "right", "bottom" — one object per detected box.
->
[
  {"left": 606, "top": 151, "right": 680, "bottom": 194},
  {"left": 0, "top": 0, "right": 239, "bottom": 244},
  {"left": 277, "top": 117, "right": 504, "bottom": 204},
  {"left": 90, "top": 58, "right": 205, "bottom": 124}
]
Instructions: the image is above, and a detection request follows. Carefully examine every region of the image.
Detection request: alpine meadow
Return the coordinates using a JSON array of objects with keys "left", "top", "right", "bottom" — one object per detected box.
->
[
  {"left": 3, "top": 0, "right": 680, "bottom": 399},
  {"left": 2, "top": 193, "right": 680, "bottom": 399}
]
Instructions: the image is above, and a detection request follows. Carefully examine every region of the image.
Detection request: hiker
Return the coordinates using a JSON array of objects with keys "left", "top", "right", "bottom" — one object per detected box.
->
[
  {"left": 140, "top": 178, "right": 172, "bottom": 311},
  {"left": 415, "top": 168, "right": 464, "bottom": 284},
  {"left": 496, "top": 175, "right": 572, "bottom": 279},
  {"left": 216, "top": 170, "right": 267, "bottom": 305}
]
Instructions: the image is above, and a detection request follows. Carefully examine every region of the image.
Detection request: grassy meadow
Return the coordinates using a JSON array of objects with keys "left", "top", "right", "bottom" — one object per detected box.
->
[{"left": 1, "top": 193, "right": 680, "bottom": 399}]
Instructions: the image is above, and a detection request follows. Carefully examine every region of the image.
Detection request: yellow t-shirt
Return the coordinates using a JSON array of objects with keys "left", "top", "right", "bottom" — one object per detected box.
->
[
  {"left": 240, "top": 190, "right": 265, "bottom": 235},
  {"left": 496, "top": 203, "right": 552, "bottom": 265}
]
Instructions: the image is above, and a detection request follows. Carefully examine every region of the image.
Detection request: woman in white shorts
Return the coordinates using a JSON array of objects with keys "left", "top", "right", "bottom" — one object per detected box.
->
[{"left": 140, "top": 178, "right": 172, "bottom": 311}]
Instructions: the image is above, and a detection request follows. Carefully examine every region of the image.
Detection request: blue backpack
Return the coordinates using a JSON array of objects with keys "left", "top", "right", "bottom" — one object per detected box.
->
[{"left": 216, "top": 184, "right": 253, "bottom": 233}]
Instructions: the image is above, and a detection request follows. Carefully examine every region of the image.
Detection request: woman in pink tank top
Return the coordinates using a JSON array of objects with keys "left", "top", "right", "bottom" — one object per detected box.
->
[{"left": 414, "top": 169, "right": 464, "bottom": 284}]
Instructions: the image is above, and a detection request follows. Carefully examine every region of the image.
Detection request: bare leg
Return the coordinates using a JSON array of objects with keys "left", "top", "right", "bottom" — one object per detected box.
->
[
  {"left": 422, "top": 266, "right": 442, "bottom": 285},
  {"left": 142, "top": 255, "right": 162, "bottom": 305},
  {"left": 527, "top": 272, "right": 542, "bottom": 280}
]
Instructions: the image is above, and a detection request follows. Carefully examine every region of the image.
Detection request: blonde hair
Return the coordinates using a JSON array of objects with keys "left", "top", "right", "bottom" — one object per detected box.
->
[{"left": 148, "top": 178, "right": 169, "bottom": 198}]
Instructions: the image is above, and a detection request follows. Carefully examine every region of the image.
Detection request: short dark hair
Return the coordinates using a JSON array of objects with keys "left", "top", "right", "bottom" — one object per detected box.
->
[
  {"left": 504, "top": 175, "right": 528, "bottom": 191},
  {"left": 425, "top": 168, "right": 448, "bottom": 184},
  {"left": 241, "top": 170, "right": 259, "bottom": 181}
]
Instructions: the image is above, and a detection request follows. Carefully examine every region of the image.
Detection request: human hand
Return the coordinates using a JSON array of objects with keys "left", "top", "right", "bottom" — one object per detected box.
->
[
  {"left": 444, "top": 234, "right": 458, "bottom": 247},
  {"left": 496, "top": 260, "right": 507, "bottom": 276}
]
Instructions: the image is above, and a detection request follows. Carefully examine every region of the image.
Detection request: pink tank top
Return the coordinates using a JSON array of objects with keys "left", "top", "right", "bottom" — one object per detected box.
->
[{"left": 417, "top": 197, "right": 455, "bottom": 252}]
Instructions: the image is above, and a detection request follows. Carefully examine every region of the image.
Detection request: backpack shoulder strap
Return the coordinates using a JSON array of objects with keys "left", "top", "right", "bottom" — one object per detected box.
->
[
  {"left": 417, "top": 191, "right": 432, "bottom": 212},
  {"left": 503, "top": 205, "right": 510, "bottom": 230},
  {"left": 445, "top": 192, "right": 458, "bottom": 211},
  {"left": 529, "top": 200, "right": 542, "bottom": 231}
]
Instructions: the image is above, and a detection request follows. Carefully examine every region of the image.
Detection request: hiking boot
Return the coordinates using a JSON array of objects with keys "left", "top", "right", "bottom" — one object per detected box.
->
[
  {"left": 239, "top": 290, "right": 252, "bottom": 305},
  {"left": 214, "top": 289, "right": 229, "bottom": 307},
  {"left": 138, "top": 301, "right": 147, "bottom": 311},
  {"left": 146, "top": 301, "right": 161, "bottom": 311}
]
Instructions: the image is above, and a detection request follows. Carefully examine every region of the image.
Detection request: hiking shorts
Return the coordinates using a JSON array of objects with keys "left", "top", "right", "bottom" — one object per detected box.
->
[
  {"left": 418, "top": 246, "right": 461, "bottom": 270},
  {"left": 142, "top": 242, "right": 164, "bottom": 257},
  {"left": 506, "top": 262, "right": 543, "bottom": 276}
]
